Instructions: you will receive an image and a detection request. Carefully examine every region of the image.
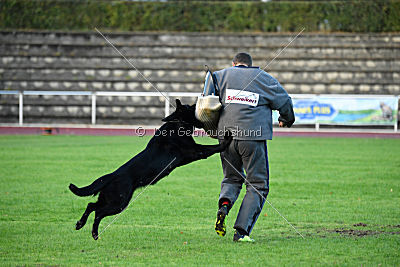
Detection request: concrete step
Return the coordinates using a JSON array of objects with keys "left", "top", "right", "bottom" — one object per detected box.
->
[
  {"left": 1, "top": 31, "right": 399, "bottom": 47},
  {"left": 0, "top": 94, "right": 175, "bottom": 107},
  {"left": 3, "top": 40, "right": 400, "bottom": 49},
  {"left": 0, "top": 104, "right": 166, "bottom": 122},
  {"left": 2, "top": 80, "right": 399, "bottom": 95},
  {"left": 0, "top": 115, "right": 164, "bottom": 126},
  {"left": 0, "top": 56, "right": 217, "bottom": 70},
  {"left": 2, "top": 44, "right": 399, "bottom": 60},
  {"left": 1, "top": 80, "right": 203, "bottom": 92},
  {"left": 2, "top": 69, "right": 399, "bottom": 85},
  {"left": 283, "top": 83, "right": 399, "bottom": 95},
  {"left": 1, "top": 68, "right": 204, "bottom": 82},
  {"left": 2, "top": 56, "right": 398, "bottom": 72}
]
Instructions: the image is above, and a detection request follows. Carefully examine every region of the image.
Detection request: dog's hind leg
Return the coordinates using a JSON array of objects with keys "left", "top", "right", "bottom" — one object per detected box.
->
[
  {"left": 91, "top": 213, "right": 105, "bottom": 240},
  {"left": 76, "top": 202, "right": 98, "bottom": 230},
  {"left": 91, "top": 204, "right": 126, "bottom": 240},
  {"left": 91, "top": 187, "right": 134, "bottom": 240}
]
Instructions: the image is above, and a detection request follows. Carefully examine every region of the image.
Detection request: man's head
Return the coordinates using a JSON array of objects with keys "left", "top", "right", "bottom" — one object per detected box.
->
[{"left": 232, "top": 52, "right": 252, "bottom": 67}]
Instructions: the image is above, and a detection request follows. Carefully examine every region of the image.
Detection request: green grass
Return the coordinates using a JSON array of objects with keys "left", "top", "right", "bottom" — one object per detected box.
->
[{"left": 0, "top": 135, "right": 399, "bottom": 266}]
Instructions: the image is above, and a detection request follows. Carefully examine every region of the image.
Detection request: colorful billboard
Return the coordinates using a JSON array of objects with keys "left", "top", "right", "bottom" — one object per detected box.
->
[{"left": 273, "top": 96, "right": 398, "bottom": 125}]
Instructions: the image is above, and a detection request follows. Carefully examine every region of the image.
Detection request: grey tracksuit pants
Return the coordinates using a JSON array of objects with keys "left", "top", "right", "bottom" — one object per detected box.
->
[{"left": 219, "top": 139, "right": 269, "bottom": 235}]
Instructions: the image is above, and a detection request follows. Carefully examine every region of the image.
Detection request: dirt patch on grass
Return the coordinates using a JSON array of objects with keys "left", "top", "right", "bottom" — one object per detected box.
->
[
  {"left": 322, "top": 223, "right": 400, "bottom": 237},
  {"left": 331, "top": 229, "right": 381, "bottom": 237},
  {"left": 353, "top": 222, "right": 367, "bottom": 227}
]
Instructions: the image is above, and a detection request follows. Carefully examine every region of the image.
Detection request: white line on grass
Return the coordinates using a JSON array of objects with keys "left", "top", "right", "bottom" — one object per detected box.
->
[
  {"left": 224, "top": 157, "right": 305, "bottom": 239},
  {"left": 97, "top": 157, "right": 177, "bottom": 238}
]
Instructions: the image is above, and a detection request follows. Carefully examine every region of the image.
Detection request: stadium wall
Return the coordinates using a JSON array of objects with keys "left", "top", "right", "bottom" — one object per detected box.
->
[{"left": 0, "top": 30, "right": 399, "bottom": 125}]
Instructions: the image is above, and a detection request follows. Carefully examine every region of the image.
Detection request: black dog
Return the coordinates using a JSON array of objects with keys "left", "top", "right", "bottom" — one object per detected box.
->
[{"left": 69, "top": 99, "right": 232, "bottom": 240}]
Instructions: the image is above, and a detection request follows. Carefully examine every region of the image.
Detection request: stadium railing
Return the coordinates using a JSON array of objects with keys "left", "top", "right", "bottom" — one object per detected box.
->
[
  {"left": 0, "top": 90, "right": 200, "bottom": 126},
  {"left": 0, "top": 91, "right": 398, "bottom": 132}
]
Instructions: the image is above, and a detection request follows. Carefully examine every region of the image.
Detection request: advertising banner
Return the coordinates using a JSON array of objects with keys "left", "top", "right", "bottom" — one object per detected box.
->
[{"left": 273, "top": 96, "right": 398, "bottom": 125}]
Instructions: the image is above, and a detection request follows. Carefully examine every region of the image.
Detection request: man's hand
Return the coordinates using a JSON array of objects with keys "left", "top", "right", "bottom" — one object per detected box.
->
[
  {"left": 277, "top": 98, "right": 295, "bottom": 128},
  {"left": 278, "top": 116, "right": 294, "bottom": 128}
]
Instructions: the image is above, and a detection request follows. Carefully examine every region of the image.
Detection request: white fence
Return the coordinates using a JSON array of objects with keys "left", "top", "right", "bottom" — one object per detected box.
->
[
  {"left": 0, "top": 90, "right": 200, "bottom": 125},
  {"left": 0, "top": 91, "right": 398, "bottom": 131}
]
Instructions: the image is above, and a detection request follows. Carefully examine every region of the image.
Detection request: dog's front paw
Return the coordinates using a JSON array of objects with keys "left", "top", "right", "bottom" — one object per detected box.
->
[{"left": 221, "top": 130, "right": 233, "bottom": 147}]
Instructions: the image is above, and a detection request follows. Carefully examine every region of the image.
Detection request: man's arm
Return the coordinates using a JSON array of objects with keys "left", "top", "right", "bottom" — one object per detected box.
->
[
  {"left": 203, "top": 70, "right": 218, "bottom": 96},
  {"left": 265, "top": 78, "right": 295, "bottom": 128},
  {"left": 277, "top": 98, "right": 295, "bottom": 128}
]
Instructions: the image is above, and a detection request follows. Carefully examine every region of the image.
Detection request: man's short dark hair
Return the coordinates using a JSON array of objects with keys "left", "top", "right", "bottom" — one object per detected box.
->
[{"left": 233, "top": 52, "right": 252, "bottom": 67}]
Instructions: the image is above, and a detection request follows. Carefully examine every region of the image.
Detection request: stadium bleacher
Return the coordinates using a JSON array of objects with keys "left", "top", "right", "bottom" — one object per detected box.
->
[{"left": 0, "top": 31, "right": 399, "bottom": 125}]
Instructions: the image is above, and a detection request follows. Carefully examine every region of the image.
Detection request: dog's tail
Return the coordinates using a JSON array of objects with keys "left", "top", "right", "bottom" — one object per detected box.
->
[{"left": 69, "top": 174, "right": 114, "bottom": 197}]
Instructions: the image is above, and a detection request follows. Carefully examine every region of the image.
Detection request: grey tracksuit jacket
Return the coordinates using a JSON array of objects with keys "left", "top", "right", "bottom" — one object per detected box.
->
[{"left": 211, "top": 65, "right": 295, "bottom": 140}]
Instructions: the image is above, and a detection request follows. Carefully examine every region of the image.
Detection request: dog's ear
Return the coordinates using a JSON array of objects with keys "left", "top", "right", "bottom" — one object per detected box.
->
[
  {"left": 175, "top": 99, "right": 182, "bottom": 108},
  {"left": 162, "top": 112, "right": 178, "bottom": 122}
]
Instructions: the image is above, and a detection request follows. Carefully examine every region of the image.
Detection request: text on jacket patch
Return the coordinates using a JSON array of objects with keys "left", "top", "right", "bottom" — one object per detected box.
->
[{"left": 225, "top": 89, "right": 259, "bottom": 107}]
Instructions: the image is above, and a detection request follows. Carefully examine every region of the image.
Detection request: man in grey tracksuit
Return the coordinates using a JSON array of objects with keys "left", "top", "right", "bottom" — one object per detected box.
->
[{"left": 209, "top": 52, "right": 295, "bottom": 242}]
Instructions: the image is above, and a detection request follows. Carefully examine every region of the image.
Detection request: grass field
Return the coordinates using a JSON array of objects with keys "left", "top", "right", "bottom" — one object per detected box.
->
[{"left": 0, "top": 135, "right": 399, "bottom": 266}]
